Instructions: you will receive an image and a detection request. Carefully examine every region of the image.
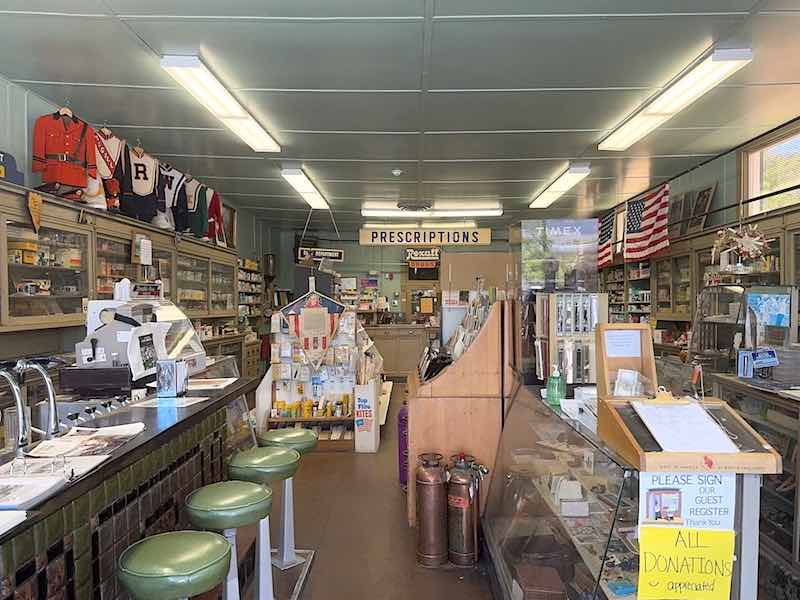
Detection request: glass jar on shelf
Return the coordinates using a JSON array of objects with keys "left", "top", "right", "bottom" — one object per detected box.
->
[
  {"left": 176, "top": 254, "right": 209, "bottom": 314},
  {"left": 96, "top": 237, "right": 136, "bottom": 299},
  {"left": 6, "top": 220, "right": 89, "bottom": 320}
]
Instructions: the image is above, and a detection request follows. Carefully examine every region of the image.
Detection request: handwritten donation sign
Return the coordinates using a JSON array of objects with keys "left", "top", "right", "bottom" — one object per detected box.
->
[{"left": 639, "top": 527, "right": 734, "bottom": 600}]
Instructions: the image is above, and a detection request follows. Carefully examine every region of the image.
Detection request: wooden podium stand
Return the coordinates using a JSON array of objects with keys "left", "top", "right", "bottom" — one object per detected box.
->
[
  {"left": 595, "top": 323, "right": 781, "bottom": 599},
  {"left": 406, "top": 301, "right": 504, "bottom": 526}
]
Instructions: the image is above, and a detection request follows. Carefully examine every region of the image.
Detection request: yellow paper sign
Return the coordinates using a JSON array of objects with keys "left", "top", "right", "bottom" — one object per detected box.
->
[{"left": 639, "top": 526, "right": 734, "bottom": 600}]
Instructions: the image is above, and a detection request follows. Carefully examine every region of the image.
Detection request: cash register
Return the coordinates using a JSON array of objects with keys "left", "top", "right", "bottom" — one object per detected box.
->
[{"left": 61, "top": 279, "right": 207, "bottom": 394}]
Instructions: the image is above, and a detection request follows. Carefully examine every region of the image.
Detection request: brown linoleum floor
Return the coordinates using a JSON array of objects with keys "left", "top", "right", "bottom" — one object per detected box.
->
[{"left": 273, "top": 383, "right": 493, "bottom": 600}]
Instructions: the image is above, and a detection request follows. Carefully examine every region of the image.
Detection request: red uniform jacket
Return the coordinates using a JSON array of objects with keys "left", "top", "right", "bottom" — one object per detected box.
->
[{"left": 32, "top": 113, "right": 97, "bottom": 188}]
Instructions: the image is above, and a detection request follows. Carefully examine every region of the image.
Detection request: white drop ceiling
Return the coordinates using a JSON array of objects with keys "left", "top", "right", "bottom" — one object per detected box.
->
[{"left": 2, "top": 1, "right": 800, "bottom": 233}]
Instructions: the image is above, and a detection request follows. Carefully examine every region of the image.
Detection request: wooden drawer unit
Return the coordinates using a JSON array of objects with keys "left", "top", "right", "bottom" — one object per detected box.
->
[{"left": 244, "top": 340, "right": 261, "bottom": 378}]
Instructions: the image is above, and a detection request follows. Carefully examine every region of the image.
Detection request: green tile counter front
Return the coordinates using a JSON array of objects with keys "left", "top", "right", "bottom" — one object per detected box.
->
[{"left": 0, "top": 376, "right": 258, "bottom": 600}]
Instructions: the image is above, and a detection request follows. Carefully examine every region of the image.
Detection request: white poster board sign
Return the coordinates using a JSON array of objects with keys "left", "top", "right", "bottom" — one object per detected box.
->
[{"left": 639, "top": 472, "right": 736, "bottom": 531}]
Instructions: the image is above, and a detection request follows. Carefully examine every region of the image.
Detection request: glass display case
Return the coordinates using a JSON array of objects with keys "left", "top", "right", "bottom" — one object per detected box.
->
[
  {"left": 673, "top": 255, "right": 691, "bottom": 316},
  {"left": 176, "top": 254, "right": 209, "bottom": 314},
  {"left": 654, "top": 258, "right": 672, "bottom": 315},
  {"left": 151, "top": 247, "right": 173, "bottom": 299},
  {"left": 6, "top": 220, "right": 89, "bottom": 320},
  {"left": 96, "top": 236, "right": 136, "bottom": 299},
  {"left": 690, "top": 284, "right": 744, "bottom": 371},
  {"left": 210, "top": 261, "right": 236, "bottom": 314},
  {"left": 654, "top": 255, "right": 692, "bottom": 319},
  {"left": 485, "top": 386, "right": 639, "bottom": 600}
]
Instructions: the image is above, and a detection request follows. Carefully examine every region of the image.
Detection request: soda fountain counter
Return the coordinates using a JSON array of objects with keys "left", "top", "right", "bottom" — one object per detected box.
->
[{"left": 0, "top": 355, "right": 258, "bottom": 600}]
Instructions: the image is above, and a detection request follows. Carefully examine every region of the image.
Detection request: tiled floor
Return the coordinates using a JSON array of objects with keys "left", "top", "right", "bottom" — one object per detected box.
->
[
  {"left": 201, "top": 384, "right": 493, "bottom": 600},
  {"left": 272, "top": 384, "right": 492, "bottom": 600}
]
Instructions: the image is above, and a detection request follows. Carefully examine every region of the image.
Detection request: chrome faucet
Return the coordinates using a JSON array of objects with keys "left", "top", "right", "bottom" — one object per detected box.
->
[
  {"left": 15, "top": 360, "right": 60, "bottom": 439},
  {"left": 0, "top": 369, "right": 29, "bottom": 456}
]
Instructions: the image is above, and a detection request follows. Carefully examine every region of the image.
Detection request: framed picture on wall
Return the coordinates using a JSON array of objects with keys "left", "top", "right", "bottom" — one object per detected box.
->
[
  {"left": 667, "top": 192, "right": 685, "bottom": 240},
  {"left": 679, "top": 192, "right": 693, "bottom": 236},
  {"left": 687, "top": 183, "right": 717, "bottom": 234},
  {"left": 222, "top": 204, "right": 236, "bottom": 248}
]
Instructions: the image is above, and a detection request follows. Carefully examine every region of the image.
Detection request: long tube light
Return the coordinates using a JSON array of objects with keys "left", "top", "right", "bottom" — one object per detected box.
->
[
  {"left": 361, "top": 200, "right": 502, "bottom": 218},
  {"left": 599, "top": 48, "right": 752, "bottom": 151},
  {"left": 529, "top": 163, "right": 591, "bottom": 209},
  {"left": 281, "top": 167, "right": 329, "bottom": 210},
  {"left": 161, "top": 55, "right": 280, "bottom": 152},
  {"left": 362, "top": 220, "right": 477, "bottom": 229}
]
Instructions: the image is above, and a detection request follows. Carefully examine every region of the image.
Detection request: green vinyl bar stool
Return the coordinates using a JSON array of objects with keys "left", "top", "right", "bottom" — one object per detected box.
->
[
  {"left": 117, "top": 530, "right": 231, "bottom": 600},
  {"left": 228, "top": 446, "right": 301, "bottom": 598},
  {"left": 185, "top": 481, "right": 273, "bottom": 600},
  {"left": 256, "top": 428, "right": 318, "bottom": 570}
]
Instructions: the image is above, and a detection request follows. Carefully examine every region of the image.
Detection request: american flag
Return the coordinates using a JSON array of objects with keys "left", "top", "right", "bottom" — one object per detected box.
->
[
  {"left": 597, "top": 211, "right": 614, "bottom": 268},
  {"left": 624, "top": 183, "right": 670, "bottom": 261}
]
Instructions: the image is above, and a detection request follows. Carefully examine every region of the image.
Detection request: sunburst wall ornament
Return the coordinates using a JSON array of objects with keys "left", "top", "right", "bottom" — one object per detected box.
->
[{"left": 712, "top": 224, "right": 770, "bottom": 264}]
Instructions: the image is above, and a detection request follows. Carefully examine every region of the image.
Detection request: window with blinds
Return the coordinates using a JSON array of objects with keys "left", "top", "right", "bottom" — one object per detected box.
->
[{"left": 747, "top": 130, "right": 800, "bottom": 216}]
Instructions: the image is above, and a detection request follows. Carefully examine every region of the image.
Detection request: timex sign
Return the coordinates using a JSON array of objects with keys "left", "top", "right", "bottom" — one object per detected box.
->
[{"left": 297, "top": 247, "right": 344, "bottom": 262}]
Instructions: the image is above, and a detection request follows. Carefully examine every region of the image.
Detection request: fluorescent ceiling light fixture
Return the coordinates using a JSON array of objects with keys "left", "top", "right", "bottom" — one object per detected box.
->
[
  {"left": 361, "top": 200, "right": 501, "bottom": 218},
  {"left": 529, "top": 163, "right": 591, "bottom": 209},
  {"left": 281, "top": 167, "right": 329, "bottom": 210},
  {"left": 421, "top": 220, "right": 477, "bottom": 229},
  {"left": 362, "top": 220, "right": 477, "bottom": 229},
  {"left": 599, "top": 48, "right": 752, "bottom": 151},
  {"left": 161, "top": 55, "right": 280, "bottom": 152}
]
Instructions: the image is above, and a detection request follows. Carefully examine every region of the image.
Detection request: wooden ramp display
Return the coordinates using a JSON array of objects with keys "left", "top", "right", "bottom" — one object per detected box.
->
[{"left": 406, "top": 301, "right": 505, "bottom": 527}]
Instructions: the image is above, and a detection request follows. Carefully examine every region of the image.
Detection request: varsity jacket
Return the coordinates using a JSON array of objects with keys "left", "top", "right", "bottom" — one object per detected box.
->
[
  {"left": 153, "top": 163, "right": 187, "bottom": 230},
  {"left": 205, "top": 188, "right": 225, "bottom": 243},
  {"left": 116, "top": 144, "right": 159, "bottom": 223},
  {"left": 94, "top": 128, "right": 124, "bottom": 210},
  {"left": 185, "top": 178, "right": 209, "bottom": 239},
  {"left": 32, "top": 113, "right": 97, "bottom": 188}
]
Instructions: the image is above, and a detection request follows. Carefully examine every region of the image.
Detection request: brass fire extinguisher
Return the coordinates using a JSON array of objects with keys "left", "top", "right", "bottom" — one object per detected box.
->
[
  {"left": 447, "top": 454, "right": 488, "bottom": 566},
  {"left": 416, "top": 453, "right": 448, "bottom": 567}
]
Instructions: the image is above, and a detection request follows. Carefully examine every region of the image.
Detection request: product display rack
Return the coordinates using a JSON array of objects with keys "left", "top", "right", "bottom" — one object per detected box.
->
[
  {"left": 262, "top": 290, "right": 384, "bottom": 453},
  {"left": 406, "top": 301, "right": 505, "bottom": 526},
  {"left": 529, "top": 292, "right": 608, "bottom": 383}
]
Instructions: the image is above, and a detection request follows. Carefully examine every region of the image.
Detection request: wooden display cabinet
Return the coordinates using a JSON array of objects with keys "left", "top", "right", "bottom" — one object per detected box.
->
[
  {"left": 176, "top": 253, "right": 209, "bottom": 316},
  {"left": 210, "top": 261, "right": 236, "bottom": 316},
  {"left": 653, "top": 254, "right": 693, "bottom": 321},
  {"left": 1, "top": 212, "right": 93, "bottom": 329}
]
